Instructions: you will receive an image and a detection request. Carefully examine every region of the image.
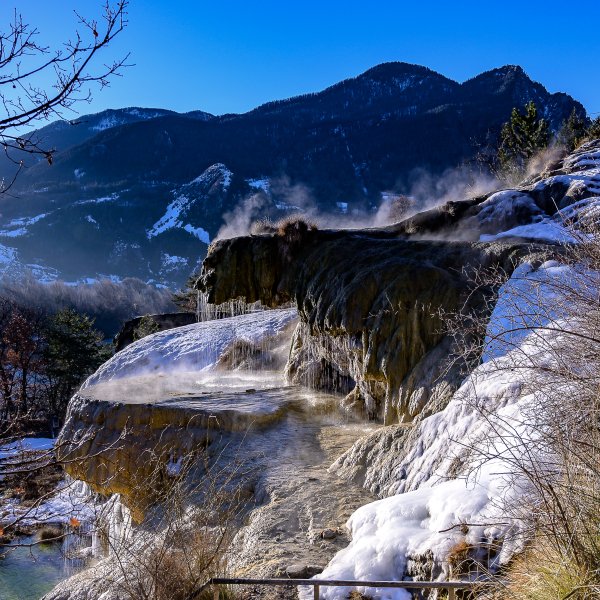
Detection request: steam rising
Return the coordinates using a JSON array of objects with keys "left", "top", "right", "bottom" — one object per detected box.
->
[
  {"left": 83, "top": 309, "right": 299, "bottom": 393},
  {"left": 215, "top": 166, "right": 501, "bottom": 240}
]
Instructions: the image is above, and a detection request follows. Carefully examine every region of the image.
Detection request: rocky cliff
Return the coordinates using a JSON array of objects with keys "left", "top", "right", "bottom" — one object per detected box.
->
[
  {"left": 199, "top": 140, "right": 600, "bottom": 423},
  {"left": 200, "top": 231, "right": 534, "bottom": 422}
]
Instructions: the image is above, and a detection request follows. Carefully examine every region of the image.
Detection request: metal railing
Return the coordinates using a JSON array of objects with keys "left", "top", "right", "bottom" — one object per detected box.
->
[{"left": 192, "top": 576, "right": 481, "bottom": 599}]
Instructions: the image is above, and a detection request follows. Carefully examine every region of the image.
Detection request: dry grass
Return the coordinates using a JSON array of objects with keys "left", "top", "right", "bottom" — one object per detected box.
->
[
  {"left": 100, "top": 445, "right": 250, "bottom": 600},
  {"left": 348, "top": 592, "right": 373, "bottom": 600},
  {"left": 276, "top": 215, "right": 317, "bottom": 239},
  {"left": 497, "top": 538, "right": 600, "bottom": 600},
  {"left": 447, "top": 539, "right": 476, "bottom": 577},
  {"left": 249, "top": 217, "right": 276, "bottom": 235}
]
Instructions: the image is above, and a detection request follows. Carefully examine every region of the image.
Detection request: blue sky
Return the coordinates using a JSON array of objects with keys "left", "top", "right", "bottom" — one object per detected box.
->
[{"left": 7, "top": 1, "right": 600, "bottom": 118}]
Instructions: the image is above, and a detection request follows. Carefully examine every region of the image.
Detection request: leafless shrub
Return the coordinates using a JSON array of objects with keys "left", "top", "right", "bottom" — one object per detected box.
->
[
  {"left": 0, "top": 2, "right": 130, "bottom": 192},
  {"left": 0, "top": 276, "right": 175, "bottom": 336},
  {"left": 96, "top": 441, "right": 251, "bottom": 600},
  {"left": 274, "top": 215, "right": 318, "bottom": 264},
  {"left": 38, "top": 525, "right": 63, "bottom": 543},
  {"left": 387, "top": 195, "right": 416, "bottom": 224},
  {"left": 249, "top": 217, "right": 276, "bottom": 235},
  {"left": 275, "top": 214, "right": 318, "bottom": 240},
  {"left": 441, "top": 215, "right": 600, "bottom": 597}
]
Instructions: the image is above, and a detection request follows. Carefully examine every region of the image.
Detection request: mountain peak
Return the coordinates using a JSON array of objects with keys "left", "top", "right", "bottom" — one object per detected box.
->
[
  {"left": 465, "top": 64, "right": 528, "bottom": 84},
  {"left": 357, "top": 61, "right": 451, "bottom": 83}
]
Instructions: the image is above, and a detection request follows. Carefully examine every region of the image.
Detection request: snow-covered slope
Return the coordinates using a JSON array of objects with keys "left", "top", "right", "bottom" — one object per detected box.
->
[
  {"left": 314, "top": 260, "right": 594, "bottom": 599},
  {"left": 146, "top": 164, "right": 233, "bottom": 243},
  {"left": 84, "top": 308, "right": 298, "bottom": 387}
]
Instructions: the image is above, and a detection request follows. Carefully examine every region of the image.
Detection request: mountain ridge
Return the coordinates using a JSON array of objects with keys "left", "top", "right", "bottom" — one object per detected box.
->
[{"left": 0, "top": 62, "right": 586, "bottom": 287}]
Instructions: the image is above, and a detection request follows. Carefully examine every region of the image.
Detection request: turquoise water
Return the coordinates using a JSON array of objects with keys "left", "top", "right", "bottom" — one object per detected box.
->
[{"left": 0, "top": 535, "right": 83, "bottom": 600}]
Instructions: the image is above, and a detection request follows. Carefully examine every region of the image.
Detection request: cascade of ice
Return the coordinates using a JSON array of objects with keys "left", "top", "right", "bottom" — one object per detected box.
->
[
  {"left": 286, "top": 322, "right": 383, "bottom": 416},
  {"left": 196, "top": 291, "right": 266, "bottom": 322},
  {"left": 90, "top": 494, "right": 132, "bottom": 557}
]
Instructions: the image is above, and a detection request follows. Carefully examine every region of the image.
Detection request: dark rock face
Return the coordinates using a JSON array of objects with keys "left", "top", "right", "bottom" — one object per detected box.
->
[
  {"left": 199, "top": 142, "right": 600, "bottom": 420},
  {"left": 199, "top": 231, "right": 529, "bottom": 421},
  {"left": 114, "top": 312, "right": 197, "bottom": 351}
]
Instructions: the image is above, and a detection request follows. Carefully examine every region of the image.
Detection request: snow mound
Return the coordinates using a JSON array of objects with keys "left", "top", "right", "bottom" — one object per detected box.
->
[
  {"left": 480, "top": 196, "right": 600, "bottom": 243},
  {"left": 477, "top": 190, "right": 542, "bottom": 232},
  {"left": 83, "top": 309, "right": 298, "bottom": 387},
  {"left": 1, "top": 479, "right": 96, "bottom": 527}
]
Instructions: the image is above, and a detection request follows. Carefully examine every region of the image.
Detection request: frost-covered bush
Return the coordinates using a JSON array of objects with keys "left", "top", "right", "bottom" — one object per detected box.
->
[{"left": 0, "top": 276, "right": 175, "bottom": 337}]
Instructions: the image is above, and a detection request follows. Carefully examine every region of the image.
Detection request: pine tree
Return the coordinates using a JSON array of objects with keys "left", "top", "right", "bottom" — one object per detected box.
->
[
  {"left": 172, "top": 272, "right": 199, "bottom": 313},
  {"left": 557, "top": 108, "right": 588, "bottom": 151},
  {"left": 586, "top": 116, "right": 600, "bottom": 141},
  {"left": 498, "top": 101, "right": 550, "bottom": 177},
  {"left": 44, "top": 309, "right": 112, "bottom": 422}
]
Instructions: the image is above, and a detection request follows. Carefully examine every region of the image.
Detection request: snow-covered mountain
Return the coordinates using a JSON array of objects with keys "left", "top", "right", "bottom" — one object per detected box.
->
[{"left": 0, "top": 63, "right": 585, "bottom": 287}]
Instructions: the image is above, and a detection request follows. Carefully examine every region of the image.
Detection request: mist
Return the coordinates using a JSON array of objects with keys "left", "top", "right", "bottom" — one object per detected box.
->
[
  {"left": 0, "top": 276, "right": 176, "bottom": 337},
  {"left": 215, "top": 165, "right": 502, "bottom": 240}
]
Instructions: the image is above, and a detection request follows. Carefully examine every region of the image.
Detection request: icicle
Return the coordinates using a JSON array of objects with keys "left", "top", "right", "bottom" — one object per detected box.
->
[{"left": 196, "top": 292, "right": 267, "bottom": 323}]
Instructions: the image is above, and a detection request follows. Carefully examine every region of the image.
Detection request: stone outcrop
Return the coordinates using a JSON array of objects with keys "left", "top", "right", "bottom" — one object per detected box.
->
[
  {"left": 57, "top": 384, "right": 296, "bottom": 519},
  {"left": 113, "top": 312, "right": 197, "bottom": 351},
  {"left": 200, "top": 232, "right": 534, "bottom": 422},
  {"left": 199, "top": 142, "right": 600, "bottom": 423}
]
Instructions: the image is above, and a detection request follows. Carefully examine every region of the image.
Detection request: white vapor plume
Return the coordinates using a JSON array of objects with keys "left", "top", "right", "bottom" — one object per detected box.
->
[{"left": 216, "top": 165, "right": 502, "bottom": 239}]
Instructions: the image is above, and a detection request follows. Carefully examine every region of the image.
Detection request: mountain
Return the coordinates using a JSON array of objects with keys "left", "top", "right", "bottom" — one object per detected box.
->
[
  {"left": 0, "top": 63, "right": 585, "bottom": 287},
  {"left": 0, "top": 107, "right": 214, "bottom": 182}
]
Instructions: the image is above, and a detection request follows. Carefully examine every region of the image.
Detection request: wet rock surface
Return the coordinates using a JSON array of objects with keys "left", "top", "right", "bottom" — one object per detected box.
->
[
  {"left": 227, "top": 415, "right": 378, "bottom": 600},
  {"left": 57, "top": 384, "right": 302, "bottom": 514},
  {"left": 200, "top": 232, "right": 534, "bottom": 421},
  {"left": 46, "top": 391, "right": 378, "bottom": 600},
  {"left": 199, "top": 142, "right": 600, "bottom": 424}
]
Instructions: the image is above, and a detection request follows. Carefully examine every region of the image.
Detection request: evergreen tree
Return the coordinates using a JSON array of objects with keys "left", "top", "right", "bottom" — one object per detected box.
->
[
  {"left": 44, "top": 309, "right": 112, "bottom": 423},
  {"left": 498, "top": 101, "right": 550, "bottom": 177},
  {"left": 133, "top": 315, "right": 161, "bottom": 342},
  {"left": 557, "top": 108, "right": 588, "bottom": 151},
  {"left": 586, "top": 116, "right": 600, "bottom": 141},
  {"left": 172, "top": 272, "right": 199, "bottom": 313}
]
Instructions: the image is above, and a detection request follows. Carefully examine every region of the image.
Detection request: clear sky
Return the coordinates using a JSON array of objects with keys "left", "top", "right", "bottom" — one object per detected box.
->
[{"left": 6, "top": 1, "right": 600, "bottom": 119}]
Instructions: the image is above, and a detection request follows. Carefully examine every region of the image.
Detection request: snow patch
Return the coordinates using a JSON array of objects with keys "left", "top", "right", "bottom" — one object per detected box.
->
[
  {"left": 480, "top": 196, "right": 600, "bottom": 243},
  {"left": 247, "top": 177, "right": 270, "bottom": 194},
  {"left": 1, "top": 479, "right": 96, "bottom": 527},
  {"left": 75, "top": 193, "right": 119, "bottom": 206},
  {"left": 0, "top": 213, "right": 48, "bottom": 237},
  {"left": 0, "top": 437, "right": 54, "bottom": 458},
  {"left": 91, "top": 115, "right": 125, "bottom": 131},
  {"left": 477, "top": 190, "right": 542, "bottom": 229},
  {"left": 189, "top": 163, "right": 232, "bottom": 191},
  {"left": 147, "top": 164, "right": 232, "bottom": 242},
  {"left": 160, "top": 253, "right": 188, "bottom": 273}
]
